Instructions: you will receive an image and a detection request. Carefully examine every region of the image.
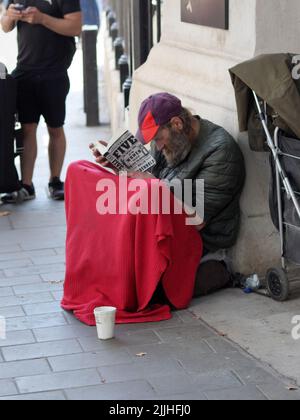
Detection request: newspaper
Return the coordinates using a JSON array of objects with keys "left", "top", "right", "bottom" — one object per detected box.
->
[{"left": 93, "top": 130, "right": 156, "bottom": 172}]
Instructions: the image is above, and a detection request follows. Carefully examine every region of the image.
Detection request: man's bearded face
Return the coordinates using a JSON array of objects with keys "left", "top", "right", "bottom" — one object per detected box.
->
[{"left": 162, "top": 127, "right": 192, "bottom": 167}]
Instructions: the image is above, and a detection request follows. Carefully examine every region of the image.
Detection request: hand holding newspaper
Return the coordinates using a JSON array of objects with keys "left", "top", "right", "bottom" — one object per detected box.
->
[
  {"left": 90, "top": 130, "right": 203, "bottom": 227},
  {"left": 92, "top": 130, "right": 156, "bottom": 173}
]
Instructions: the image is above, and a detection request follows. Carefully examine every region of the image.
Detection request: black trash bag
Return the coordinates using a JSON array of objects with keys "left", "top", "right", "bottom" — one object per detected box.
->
[
  {"left": 0, "top": 66, "right": 20, "bottom": 194},
  {"left": 193, "top": 260, "right": 232, "bottom": 297}
]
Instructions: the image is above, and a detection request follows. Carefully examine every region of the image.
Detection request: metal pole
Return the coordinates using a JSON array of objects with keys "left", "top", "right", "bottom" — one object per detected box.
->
[
  {"left": 147, "top": 0, "right": 154, "bottom": 50},
  {"left": 114, "top": 37, "right": 124, "bottom": 70},
  {"left": 82, "top": 26, "right": 100, "bottom": 127},
  {"left": 128, "top": 0, "right": 133, "bottom": 75},
  {"left": 274, "top": 128, "right": 286, "bottom": 269},
  {"left": 157, "top": 0, "right": 161, "bottom": 43}
]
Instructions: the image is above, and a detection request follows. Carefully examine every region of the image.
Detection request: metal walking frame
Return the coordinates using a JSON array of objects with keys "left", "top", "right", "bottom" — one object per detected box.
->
[{"left": 253, "top": 91, "right": 300, "bottom": 301}]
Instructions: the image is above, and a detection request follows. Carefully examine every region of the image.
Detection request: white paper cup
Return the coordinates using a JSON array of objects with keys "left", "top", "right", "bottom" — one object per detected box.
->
[{"left": 94, "top": 307, "right": 117, "bottom": 340}]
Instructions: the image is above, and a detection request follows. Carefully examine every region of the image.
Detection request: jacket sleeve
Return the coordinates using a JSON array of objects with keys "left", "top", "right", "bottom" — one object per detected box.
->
[{"left": 195, "top": 143, "right": 244, "bottom": 224}]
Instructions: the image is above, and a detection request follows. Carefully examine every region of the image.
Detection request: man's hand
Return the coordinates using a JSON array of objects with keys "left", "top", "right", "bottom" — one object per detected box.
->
[
  {"left": 5, "top": 4, "right": 24, "bottom": 22},
  {"left": 21, "top": 7, "right": 44, "bottom": 25},
  {"left": 89, "top": 141, "right": 108, "bottom": 166},
  {"left": 1, "top": 4, "right": 23, "bottom": 32},
  {"left": 89, "top": 141, "right": 118, "bottom": 172}
]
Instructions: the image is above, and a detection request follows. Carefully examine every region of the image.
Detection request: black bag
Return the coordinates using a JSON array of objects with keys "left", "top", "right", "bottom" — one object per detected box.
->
[
  {"left": 193, "top": 260, "right": 231, "bottom": 297},
  {"left": 269, "top": 133, "right": 300, "bottom": 264},
  {"left": 0, "top": 63, "right": 20, "bottom": 193}
]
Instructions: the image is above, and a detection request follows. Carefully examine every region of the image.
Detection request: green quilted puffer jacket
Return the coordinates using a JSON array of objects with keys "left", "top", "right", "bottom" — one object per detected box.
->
[{"left": 151, "top": 117, "right": 246, "bottom": 252}]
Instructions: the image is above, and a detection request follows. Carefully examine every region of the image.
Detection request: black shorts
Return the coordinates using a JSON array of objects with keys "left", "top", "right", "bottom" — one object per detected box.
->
[{"left": 16, "top": 73, "right": 70, "bottom": 128}]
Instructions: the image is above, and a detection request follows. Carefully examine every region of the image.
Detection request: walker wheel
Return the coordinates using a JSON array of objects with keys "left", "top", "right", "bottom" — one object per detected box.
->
[{"left": 266, "top": 268, "right": 290, "bottom": 302}]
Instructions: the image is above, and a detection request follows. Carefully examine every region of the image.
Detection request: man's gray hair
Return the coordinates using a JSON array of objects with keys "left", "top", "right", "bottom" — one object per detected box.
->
[{"left": 161, "top": 107, "right": 194, "bottom": 136}]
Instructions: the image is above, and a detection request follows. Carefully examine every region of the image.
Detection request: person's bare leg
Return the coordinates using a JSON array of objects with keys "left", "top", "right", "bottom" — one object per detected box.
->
[
  {"left": 48, "top": 126, "right": 66, "bottom": 181},
  {"left": 21, "top": 123, "right": 38, "bottom": 186}
]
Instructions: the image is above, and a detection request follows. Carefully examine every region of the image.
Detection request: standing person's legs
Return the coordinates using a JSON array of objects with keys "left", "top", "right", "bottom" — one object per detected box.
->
[
  {"left": 3, "top": 73, "right": 70, "bottom": 203},
  {"left": 17, "top": 76, "right": 40, "bottom": 188},
  {"left": 21, "top": 123, "right": 38, "bottom": 187},
  {"left": 48, "top": 126, "right": 66, "bottom": 181},
  {"left": 41, "top": 73, "right": 70, "bottom": 200}
]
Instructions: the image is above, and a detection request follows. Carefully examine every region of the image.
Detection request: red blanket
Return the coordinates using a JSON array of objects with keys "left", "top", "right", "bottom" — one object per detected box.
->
[{"left": 61, "top": 161, "right": 203, "bottom": 325}]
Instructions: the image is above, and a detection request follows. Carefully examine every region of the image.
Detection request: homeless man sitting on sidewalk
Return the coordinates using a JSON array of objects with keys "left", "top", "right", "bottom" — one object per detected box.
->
[{"left": 61, "top": 93, "right": 246, "bottom": 325}]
